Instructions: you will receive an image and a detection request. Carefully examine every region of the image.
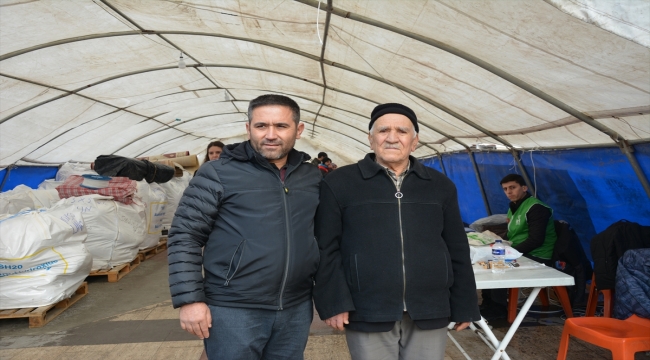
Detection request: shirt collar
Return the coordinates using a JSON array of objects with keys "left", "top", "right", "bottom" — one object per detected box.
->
[
  {"left": 357, "top": 153, "right": 431, "bottom": 181},
  {"left": 376, "top": 159, "right": 410, "bottom": 179}
]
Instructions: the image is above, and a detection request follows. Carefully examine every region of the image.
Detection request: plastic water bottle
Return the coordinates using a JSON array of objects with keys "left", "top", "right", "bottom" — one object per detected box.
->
[{"left": 491, "top": 240, "right": 506, "bottom": 273}]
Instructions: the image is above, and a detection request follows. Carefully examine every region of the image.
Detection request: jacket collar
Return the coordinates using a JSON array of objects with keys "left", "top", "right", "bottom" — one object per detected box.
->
[
  {"left": 358, "top": 153, "right": 431, "bottom": 180},
  {"left": 509, "top": 192, "right": 532, "bottom": 213},
  {"left": 221, "top": 141, "right": 311, "bottom": 171}
]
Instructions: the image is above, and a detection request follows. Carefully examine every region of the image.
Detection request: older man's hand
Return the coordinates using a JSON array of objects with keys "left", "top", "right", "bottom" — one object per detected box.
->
[
  {"left": 453, "top": 321, "right": 471, "bottom": 331},
  {"left": 179, "top": 302, "right": 212, "bottom": 339},
  {"left": 324, "top": 312, "right": 349, "bottom": 330}
]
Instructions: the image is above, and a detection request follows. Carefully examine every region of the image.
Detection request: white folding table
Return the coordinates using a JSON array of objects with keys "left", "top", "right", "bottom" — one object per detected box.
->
[{"left": 448, "top": 257, "right": 575, "bottom": 360}]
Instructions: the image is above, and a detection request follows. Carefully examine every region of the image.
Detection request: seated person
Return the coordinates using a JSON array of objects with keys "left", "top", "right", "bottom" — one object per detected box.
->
[
  {"left": 502, "top": 173, "right": 557, "bottom": 266},
  {"left": 481, "top": 173, "right": 558, "bottom": 319}
]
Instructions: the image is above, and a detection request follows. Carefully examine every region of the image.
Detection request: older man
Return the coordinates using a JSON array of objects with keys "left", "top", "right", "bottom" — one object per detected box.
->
[
  {"left": 313, "top": 103, "right": 480, "bottom": 360},
  {"left": 168, "top": 94, "right": 322, "bottom": 360}
]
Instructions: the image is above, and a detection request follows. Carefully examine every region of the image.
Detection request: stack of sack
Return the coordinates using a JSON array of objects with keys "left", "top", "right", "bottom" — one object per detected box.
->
[
  {"left": 53, "top": 159, "right": 169, "bottom": 251},
  {"left": 0, "top": 156, "right": 178, "bottom": 309},
  {"left": 0, "top": 204, "right": 92, "bottom": 309}
]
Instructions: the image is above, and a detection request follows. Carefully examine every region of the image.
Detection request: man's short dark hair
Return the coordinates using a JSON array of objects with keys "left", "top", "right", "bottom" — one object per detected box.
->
[
  {"left": 247, "top": 94, "right": 300, "bottom": 125},
  {"left": 318, "top": 152, "right": 328, "bottom": 159},
  {"left": 323, "top": 157, "right": 332, "bottom": 164},
  {"left": 500, "top": 174, "right": 526, "bottom": 186}
]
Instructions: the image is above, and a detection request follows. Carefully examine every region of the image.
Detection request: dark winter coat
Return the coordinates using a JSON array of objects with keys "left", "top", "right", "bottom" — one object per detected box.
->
[
  {"left": 168, "top": 142, "right": 322, "bottom": 310},
  {"left": 591, "top": 220, "right": 650, "bottom": 290},
  {"left": 313, "top": 154, "right": 481, "bottom": 324}
]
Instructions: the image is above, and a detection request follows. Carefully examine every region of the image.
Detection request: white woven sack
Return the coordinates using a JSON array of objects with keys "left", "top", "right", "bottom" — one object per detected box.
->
[
  {"left": 0, "top": 204, "right": 92, "bottom": 309},
  {"left": 134, "top": 181, "right": 167, "bottom": 249},
  {"left": 57, "top": 195, "right": 146, "bottom": 270},
  {"left": 38, "top": 179, "right": 64, "bottom": 190},
  {"left": 55, "top": 162, "right": 97, "bottom": 182},
  {"left": 159, "top": 171, "right": 191, "bottom": 229},
  {"left": 0, "top": 185, "right": 60, "bottom": 215}
]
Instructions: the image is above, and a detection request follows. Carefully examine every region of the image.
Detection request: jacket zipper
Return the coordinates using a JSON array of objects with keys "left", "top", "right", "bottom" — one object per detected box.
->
[
  {"left": 223, "top": 239, "right": 246, "bottom": 286},
  {"left": 394, "top": 175, "right": 408, "bottom": 311},
  {"left": 278, "top": 179, "right": 291, "bottom": 310},
  {"left": 256, "top": 155, "right": 302, "bottom": 311}
]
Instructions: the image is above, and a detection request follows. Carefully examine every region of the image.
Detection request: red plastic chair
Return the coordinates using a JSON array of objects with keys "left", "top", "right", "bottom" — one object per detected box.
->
[
  {"left": 556, "top": 314, "right": 650, "bottom": 360},
  {"left": 585, "top": 273, "right": 614, "bottom": 317}
]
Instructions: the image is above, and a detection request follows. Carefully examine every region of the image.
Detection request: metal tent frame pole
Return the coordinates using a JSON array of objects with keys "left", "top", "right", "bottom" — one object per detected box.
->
[
  {"left": 468, "top": 151, "right": 492, "bottom": 216},
  {"left": 619, "top": 142, "right": 650, "bottom": 199}
]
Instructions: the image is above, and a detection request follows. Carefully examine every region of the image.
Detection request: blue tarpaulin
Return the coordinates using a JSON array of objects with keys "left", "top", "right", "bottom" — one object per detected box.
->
[
  {"left": 421, "top": 145, "right": 650, "bottom": 260},
  {"left": 0, "top": 166, "right": 59, "bottom": 192}
]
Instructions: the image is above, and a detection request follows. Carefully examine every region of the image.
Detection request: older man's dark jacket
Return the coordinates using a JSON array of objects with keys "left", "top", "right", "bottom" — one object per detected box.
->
[
  {"left": 313, "top": 154, "right": 480, "bottom": 327},
  {"left": 168, "top": 141, "right": 321, "bottom": 310}
]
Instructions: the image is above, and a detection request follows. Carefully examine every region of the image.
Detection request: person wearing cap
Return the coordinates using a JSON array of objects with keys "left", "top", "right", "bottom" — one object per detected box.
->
[{"left": 313, "top": 103, "right": 480, "bottom": 359}]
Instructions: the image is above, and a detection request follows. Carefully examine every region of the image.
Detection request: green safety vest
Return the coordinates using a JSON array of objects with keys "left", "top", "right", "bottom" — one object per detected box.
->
[{"left": 507, "top": 197, "right": 557, "bottom": 260}]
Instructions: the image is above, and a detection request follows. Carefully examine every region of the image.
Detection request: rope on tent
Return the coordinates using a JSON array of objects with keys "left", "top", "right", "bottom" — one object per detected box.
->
[
  {"left": 316, "top": 1, "right": 324, "bottom": 45},
  {"left": 529, "top": 150, "right": 538, "bottom": 198}
]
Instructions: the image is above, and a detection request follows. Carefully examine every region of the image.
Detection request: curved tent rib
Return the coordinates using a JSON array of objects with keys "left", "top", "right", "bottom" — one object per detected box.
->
[
  {"left": 310, "top": 0, "right": 333, "bottom": 139},
  {"left": 293, "top": 0, "right": 649, "bottom": 197},
  {"left": 0, "top": 0, "right": 648, "bottom": 199},
  {"left": 295, "top": 0, "right": 627, "bottom": 143},
  {"left": 3, "top": 60, "right": 461, "bottom": 157},
  {"left": 1, "top": 30, "right": 494, "bottom": 149}
]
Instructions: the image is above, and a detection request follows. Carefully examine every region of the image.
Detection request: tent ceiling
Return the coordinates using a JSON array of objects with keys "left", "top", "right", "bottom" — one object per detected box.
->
[{"left": 0, "top": 0, "right": 648, "bottom": 166}]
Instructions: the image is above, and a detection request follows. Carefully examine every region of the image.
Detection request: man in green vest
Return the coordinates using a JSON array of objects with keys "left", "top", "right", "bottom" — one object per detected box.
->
[
  {"left": 502, "top": 174, "right": 558, "bottom": 264},
  {"left": 481, "top": 173, "right": 558, "bottom": 320}
]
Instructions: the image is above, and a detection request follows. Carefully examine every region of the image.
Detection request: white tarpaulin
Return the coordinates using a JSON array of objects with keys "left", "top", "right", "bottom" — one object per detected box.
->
[{"left": 0, "top": 0, "right": 647, "bottom": 167}]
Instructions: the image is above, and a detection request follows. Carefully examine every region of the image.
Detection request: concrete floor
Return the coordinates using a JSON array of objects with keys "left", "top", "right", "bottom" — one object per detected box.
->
[{"left": 0, "top": 251, "right": 644, "bottom": 360}]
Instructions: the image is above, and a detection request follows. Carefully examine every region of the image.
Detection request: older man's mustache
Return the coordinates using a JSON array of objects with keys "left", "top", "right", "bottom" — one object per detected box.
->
[
  {"left": 383, "top": 144, "right": 401, "bottom": 149},
  {"left": 262, "top": 140, "right": 284, "bottom": 146}
]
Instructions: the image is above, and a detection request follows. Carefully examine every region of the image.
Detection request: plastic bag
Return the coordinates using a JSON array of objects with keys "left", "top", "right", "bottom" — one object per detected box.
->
[
  {"left": 469, "top": 245, "right": 523, "bottom": 264},
  {"left": 469, "top": 214, "right": 508, "bottom": 233},
  {"left": 56, "top": 162, "right": 97, "bottom": 182},
  {"left": 94, "top": 155, "right": 174, "bottom": 183},
  {"left": 467, "top": 230, "right": 502, "bottom": 246}
]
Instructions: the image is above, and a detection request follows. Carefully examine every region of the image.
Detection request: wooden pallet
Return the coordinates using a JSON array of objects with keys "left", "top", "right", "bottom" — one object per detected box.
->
[
  {"left": 87, "top": 256, "right": 141, "bottom": 282},
  {"left": 0, "top": 282, "right": 88, "bottom": 328},
  {"left": 138, "top": 238, "right": 168, "bottom": 261}
]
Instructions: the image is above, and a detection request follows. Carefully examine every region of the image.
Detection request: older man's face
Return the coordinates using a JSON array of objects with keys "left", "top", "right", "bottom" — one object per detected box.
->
[{"left": 369, "top": 114, "right": 418, "bottom": 168}]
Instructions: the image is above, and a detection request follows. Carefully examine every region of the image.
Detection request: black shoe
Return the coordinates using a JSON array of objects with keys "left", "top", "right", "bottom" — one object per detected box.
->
[{"left": 481, "top": 303, "right": 507, "bottom": 321}]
